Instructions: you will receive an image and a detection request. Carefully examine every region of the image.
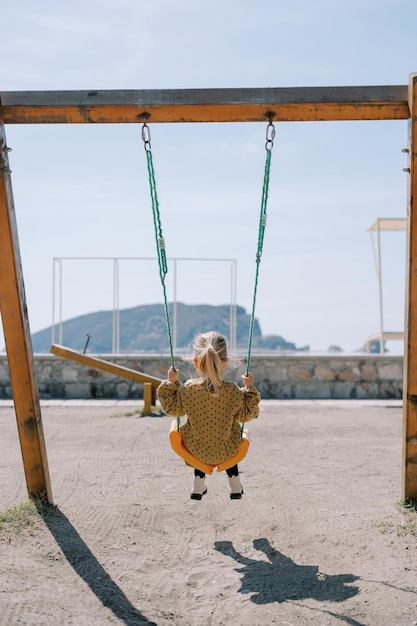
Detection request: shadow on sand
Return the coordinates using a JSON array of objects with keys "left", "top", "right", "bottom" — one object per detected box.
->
[
  {"left": 39, "top": 504, "right": 156, "bottom": 626},
  {"left": 215, "top": 538, "right": 362, "bottom": 626}
]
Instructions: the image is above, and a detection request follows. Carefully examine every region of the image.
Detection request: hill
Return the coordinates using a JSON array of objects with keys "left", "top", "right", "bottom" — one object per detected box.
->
[{"left": 31, "top": 303, "right": 304, "bottom": 353}]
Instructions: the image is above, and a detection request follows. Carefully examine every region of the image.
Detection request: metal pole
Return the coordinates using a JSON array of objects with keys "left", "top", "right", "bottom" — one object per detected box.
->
[
  {"left": 230, "top": 260, "right": 237, "bottom": 353},
  {"left": 50, "top": 255, "right": 236, "bottom": 355},
  {"left": 377, "top": 222, "right": 385, "bottom": 354},
  {"left": 59, "top": 259, "right": 63, "bottom": 345},
  {"left": 173, "top": 259, "right": 177, "bottom": 355},
  {"left": 51, "top": 258, "right": 56, "bottom": 345},
  {"left": 112, "top": 258, "right": 119, "bottom": 353},
  {"left": 116, "top": 259, "right": 120, "bottom": 353}
]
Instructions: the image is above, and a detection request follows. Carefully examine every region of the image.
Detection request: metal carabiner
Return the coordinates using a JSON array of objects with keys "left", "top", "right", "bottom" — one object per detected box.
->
[
  {"left": 265, "top": 119, "right": 276, "bottom": 151},
  {"left": 141, "top": 120, "right": 152, "bottom": 151}
]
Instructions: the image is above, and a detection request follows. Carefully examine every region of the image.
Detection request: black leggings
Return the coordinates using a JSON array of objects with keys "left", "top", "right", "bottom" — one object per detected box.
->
[{"left": 194, "top": 465, "right": 238, "bottom": 478}]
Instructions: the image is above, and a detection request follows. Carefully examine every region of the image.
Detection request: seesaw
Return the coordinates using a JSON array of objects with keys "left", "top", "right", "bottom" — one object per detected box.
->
[{"left": 50, "top": 344, "right": 161, "bottom": 414}]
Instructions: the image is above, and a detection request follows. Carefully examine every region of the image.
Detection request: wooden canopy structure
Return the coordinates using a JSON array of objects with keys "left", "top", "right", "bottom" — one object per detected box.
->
[
  {"left": 1, "top": 74, "right": 417, "bottom": 504},
  {"left": 367, "top": 218, "right": 407, "bottom": 355}
]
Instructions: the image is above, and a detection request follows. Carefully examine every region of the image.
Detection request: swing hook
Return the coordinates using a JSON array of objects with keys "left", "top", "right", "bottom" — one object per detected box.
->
[
  {"left": 265, "top": 112, "right": 276, "bottom": 151},
  {"left": 141, "top": 114, "right": 152, "bottom": 152}
]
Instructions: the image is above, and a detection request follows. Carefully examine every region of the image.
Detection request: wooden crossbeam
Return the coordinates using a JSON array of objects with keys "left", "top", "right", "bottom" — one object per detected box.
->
[{"left": 0, "top": 86, "right": 410, "bottom": 124}]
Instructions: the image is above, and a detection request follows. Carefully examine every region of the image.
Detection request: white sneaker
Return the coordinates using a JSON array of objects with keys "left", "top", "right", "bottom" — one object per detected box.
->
[
  {"left": 190, "top": 476, "right": 207, "bottom": 500},
  {"left": 228, "top": 475, "right": 243, "bottom": 500}
]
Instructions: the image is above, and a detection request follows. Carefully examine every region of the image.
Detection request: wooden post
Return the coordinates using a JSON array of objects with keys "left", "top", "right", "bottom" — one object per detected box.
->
[
  {"left": 403, "top": 73, "right": 417, "bottom": 500},
  {"left": 143, "top": 383, "right": 152, "bottom": 416},
  {"left": 0, "top": 125, "right": 52, "bottom": 503}
]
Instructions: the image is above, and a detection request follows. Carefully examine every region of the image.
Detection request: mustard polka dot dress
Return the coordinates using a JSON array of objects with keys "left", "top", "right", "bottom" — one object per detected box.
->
[{"left": 158, "top": 379, "right": 261, "bottom": 465}]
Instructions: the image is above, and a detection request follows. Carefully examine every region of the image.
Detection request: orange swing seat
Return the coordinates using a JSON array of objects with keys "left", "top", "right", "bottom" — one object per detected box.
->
[{"left": 169, "top": 418, "right": 250, "bottom": 475}]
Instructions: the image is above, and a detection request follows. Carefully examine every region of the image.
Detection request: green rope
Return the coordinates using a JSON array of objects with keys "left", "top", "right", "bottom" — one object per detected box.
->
[
  {"left": 141, "top": 119, "right": 273, "bottom": 375},
  {"left": 246, "top": 147, "right": 272, "bottom": 376},
  {"left": 143, "top": 145, "right": 175, "bottom": 369}
]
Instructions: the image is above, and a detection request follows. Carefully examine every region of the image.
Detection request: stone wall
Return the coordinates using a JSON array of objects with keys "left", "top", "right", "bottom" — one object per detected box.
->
[{"left": 0, "top": 354, "right": 404, "bottom": 400}]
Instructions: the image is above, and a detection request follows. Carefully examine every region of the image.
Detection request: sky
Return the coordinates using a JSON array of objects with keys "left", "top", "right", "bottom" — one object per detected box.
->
[{"left": 0, "top": 0, "right": 415, "bottom": 353}]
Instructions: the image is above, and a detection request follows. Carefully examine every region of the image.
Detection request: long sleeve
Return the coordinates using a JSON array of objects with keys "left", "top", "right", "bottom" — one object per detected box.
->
[
  {"left": 157, "top": 380, "right": 186, "bottom": 416},
  {"left": 238, "top": 386, "right": 261, "bottom": 423}
]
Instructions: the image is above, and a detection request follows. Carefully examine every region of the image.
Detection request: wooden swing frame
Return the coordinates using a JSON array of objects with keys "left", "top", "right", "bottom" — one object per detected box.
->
[{"left": 1, "top": 74, "right": 417, "bottom": 503}]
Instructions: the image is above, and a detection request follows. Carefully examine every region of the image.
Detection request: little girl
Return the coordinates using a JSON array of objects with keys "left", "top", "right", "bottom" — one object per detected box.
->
[{"left": 158, "top": 331, "right": 261, "bottom": 500}]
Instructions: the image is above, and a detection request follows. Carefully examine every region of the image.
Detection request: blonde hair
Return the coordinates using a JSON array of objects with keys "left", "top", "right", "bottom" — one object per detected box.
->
[{"left": 192, "top": 331, "right": 228, "bottom": 396}]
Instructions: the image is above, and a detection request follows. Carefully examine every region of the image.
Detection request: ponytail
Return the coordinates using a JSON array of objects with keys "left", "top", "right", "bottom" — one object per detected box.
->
[{"left": 193, "top": 331, "right": 228, "bottom": 395}]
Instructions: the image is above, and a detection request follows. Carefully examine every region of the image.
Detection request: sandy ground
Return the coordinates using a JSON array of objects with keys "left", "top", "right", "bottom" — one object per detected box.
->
[{"left": 0, "top": 399, "right": 416, "bottom": 626}]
